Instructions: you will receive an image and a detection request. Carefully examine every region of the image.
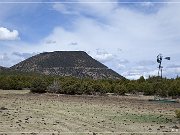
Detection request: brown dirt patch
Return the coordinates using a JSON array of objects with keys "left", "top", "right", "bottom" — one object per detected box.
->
[{"left": 0, "top": 90, "right": 179, "bottom": 134}]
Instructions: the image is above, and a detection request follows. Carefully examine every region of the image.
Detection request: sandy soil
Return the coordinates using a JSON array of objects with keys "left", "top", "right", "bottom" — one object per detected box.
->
[{"left": 0, "top": 90, "right": 180, "bottom": 135}]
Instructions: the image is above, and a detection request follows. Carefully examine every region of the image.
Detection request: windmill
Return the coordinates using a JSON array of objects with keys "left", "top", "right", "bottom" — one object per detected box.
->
[{"left": 157, "top": 54, "right": 170, "bottom": 78}]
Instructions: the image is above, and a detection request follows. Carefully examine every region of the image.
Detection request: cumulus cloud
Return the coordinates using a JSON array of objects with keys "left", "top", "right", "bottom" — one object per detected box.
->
[
  {"left": 137, "top": 60, "right": 155, "bottom": 66},
  {"left": 0, "top": 53, "right": 9, "bottom": 61},
  {"left": 0, "top": 53, "right": 10, "bottom": 67},
  {"left": 12, "top": 52, "right": 37, "bottom": 59},
  {"left": 122, "top": 68, "right": 158, "bottom": 80},
  {"left": 53, "top": 3, "right": 79, "bottom": 15},
  {"left": 140, "top": 2, "right": 154, "bottom": 7},
  {"left": 117, "top": 64, "right": 126, "bottom": 70},
  {"left": 122, "top": 71, "right": 142, "bottom": 80},
  {"left": 165, "top": 64, "right": 180, "bottom": 77},
  {"left": 45, "top": 40, "right": 56, "bottom": 44},
  {"left": 68, "top": 42, "right": 78, "bottom": 46},
  {"left": 27, "top": 2, "right": 180, "bottom": 79},
  {"left": 93, "top": 49, "right": 114, "bottom": 63},
  {"left": 1, "top": 1, "right": 180, "bottom": 79},
  {"left": 117, "top": 59, "right": 129, "bottom": 64},
  {"left": 0, "top": 27, "right": 19, "bottom": 40},
  {"left": 53, "top": 0, "right": 118, "bottom": 17},
  {"left": 167, "top": 64, "right": 180, "bottom": 69}
]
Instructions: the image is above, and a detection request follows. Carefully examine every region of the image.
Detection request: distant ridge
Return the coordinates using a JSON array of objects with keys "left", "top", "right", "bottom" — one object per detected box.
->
[
  {"left": 0, "top": 66, "right": 8, "bottom": 71},
  {"left": 10, "top": 51, "right": 124, "bottom": 79}
]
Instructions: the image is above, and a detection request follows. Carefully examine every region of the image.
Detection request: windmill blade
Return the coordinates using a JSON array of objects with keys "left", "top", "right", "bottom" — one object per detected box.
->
[{"left": 164, "top": 57, "right": 170, "bottom": 60}]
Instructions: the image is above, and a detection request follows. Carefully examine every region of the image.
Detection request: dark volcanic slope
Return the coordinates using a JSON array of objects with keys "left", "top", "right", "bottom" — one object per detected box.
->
[{"left": 11, "top": 51, "right": 123, "bottom": 79}]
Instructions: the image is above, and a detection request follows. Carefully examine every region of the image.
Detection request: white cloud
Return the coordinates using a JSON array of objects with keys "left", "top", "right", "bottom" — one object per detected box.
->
[
  {"left": 68, "top": 42, "right": 78, "bottom": 46},
  {"left": 53, "top": 3, "right": 79, "bottom": 15},
  {"left": 1, "top": 1, "right": 180, "bottom": 79},
  {"left": 53, "top": 0, "right": 118, "bottom": 17},
  {"left": 167, "top": 64, "right": 180, "bottom": 69},
  {"left": 126, "top": 75, "right": 142, "bottom": 80},
  {"left": 141, "top": 2, "right": 154, "bottom": 7},
  {"left": 20, "top": 3, "right": 180, "bottom": 79},
  {"left": 45, "top": 40, "right": 56, "bottom": 44},
  {"left": 122, "top": 69, "right": 158, "bottom": 80},
  {"left": 165, "top": 64, "right": 180, "bottom": 77},
  {"left": 0, "top": 53, "right": 9, "bottom": 61},
  {"left": 93, "top": 50, "right": 114, "bottom": 63},
  {"left": 12, "top": 52, "right": 37, "bottom": 59},
  {"left": 118, "top": 64, "right": 126, "bottom": 70},
  {"left": 137, "top": 60, "right": 155, "bottom": 66},
  {"left": 0, "top": 53, "right": 10, "bottom": 67},
  {"left": 117, "top": 59, "right": 129, "bottom": 64},
  {"left": 0, "top": 27, "right": 19, "bottom": 40}
]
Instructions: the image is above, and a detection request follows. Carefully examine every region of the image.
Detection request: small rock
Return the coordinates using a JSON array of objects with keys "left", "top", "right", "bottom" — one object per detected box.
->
[
  {"left": 172, "top": 125, "right": 179, "bottom": 129},
  {"left": 160, "top": 125, "right": 165, "bottom": 128},
  {"left": 0, "top": 107, "right": 8, "bottom": 110}
]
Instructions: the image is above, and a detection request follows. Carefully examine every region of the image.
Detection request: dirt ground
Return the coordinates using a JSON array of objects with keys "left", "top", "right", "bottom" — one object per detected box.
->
[{"left": 0, "top": 90, "right": 180, "bottom": 135}]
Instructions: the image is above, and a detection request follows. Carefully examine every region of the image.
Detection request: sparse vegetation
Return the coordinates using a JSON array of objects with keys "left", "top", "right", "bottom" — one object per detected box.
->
[
  {"left": 0, "top": 90, "right": 179, "bottom": 133},
  {"left": 175, "top": 110, "right": 180, "bottom": 118},
  {"left": 47, "top": 80, "right": 62, "bottom": 93}
]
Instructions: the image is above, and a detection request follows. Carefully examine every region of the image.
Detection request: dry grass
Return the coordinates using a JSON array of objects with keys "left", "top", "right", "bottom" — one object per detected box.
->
[{"left": 0, "top": 90, "right": 179, "bottom": 135}]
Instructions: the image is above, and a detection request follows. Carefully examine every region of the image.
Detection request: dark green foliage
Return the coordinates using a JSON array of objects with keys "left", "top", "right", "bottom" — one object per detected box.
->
[
  {"left": 114, "top": 84, "right": 127, "bottom": 95},
  {"left": 0, "top": 70, "right": 180, "bottom": 97},
  {"left": 126, "top": 82, "right": 138, "bottom": 93},
  {"left": 80, "top": 81, "right": 93, "bottom": 95},
  {"left": 138, "top": 76, "right": 145, "bottom": 83},
  {"left": 169, "top": 80, "right": 180, "bottom": 96},
  {"left": 30, "top": 78, "right": 47, "bottom": 93},
  {"left": 139, "top": 82, "right": 154, "bottom": 95}
]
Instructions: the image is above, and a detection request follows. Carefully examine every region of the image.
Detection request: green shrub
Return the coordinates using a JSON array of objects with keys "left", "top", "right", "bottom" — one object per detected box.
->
[
  {"left": 30, "top": 78, "right": 47, "bottom": 93},
  {"left": 81, "top": 81, "right": 94, "bottom": 95},
  {"left": 0, "top": 70, "right": 180, "bottom": 97},
  {"left": 114, "top": 84, "right": 127, "bottom": 95},
  {"left": 91, "top": 82, "right": 107, "bottom": 95},
  {"left": 175, "top": 110, "right": 180, "bottom": 118},
  {"left": 139, "top": 82, "right": 154, "bottom": 95},
  {"left": 126, "top": 82, "right": 137, "bottom": 93}
]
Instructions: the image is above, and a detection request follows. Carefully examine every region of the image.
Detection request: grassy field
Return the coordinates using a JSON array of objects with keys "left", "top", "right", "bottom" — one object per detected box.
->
[{"left": 0, "top": 90, "right": 179, "bottom": 135}]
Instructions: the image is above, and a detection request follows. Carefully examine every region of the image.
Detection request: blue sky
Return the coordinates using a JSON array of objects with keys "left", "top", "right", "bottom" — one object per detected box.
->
[{"left": 0, "top": 0, "right": 180, "bottom": 79}]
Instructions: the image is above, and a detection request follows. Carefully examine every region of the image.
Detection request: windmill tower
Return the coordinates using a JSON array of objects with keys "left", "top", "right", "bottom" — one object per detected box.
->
[{"left": 157, "top": 54, "right": 170, "bottom": 78}]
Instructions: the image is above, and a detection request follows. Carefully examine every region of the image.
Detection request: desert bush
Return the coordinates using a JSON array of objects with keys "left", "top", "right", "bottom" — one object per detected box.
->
[
  {"left": 140, "top": 82, "right": 154, "bottom": 95},
  {"left": 60, "top": 78, "right": 80, "bottom": 95},
  {"left": 81, "top": 81, "right": 94, "bottom": 95},
  {"left": 91, "top": 82, "right": 107, "bottom": 95},
  {"left": 138, "top": 76, "right": 145, "bottom": 83},
  {"left": 169, "top": 81, "right": 180, "bottom": 96},
  {"left": 47, "top": 80, "right": 62, "bottom": 93},
  {"left": 126, "top": 82, "right": 138, "bottom": 93},
  {"left": 114, "top": 84, "right": 127, "bottom": 95},
  {"left": 1, "top": 70, "right": 180, "bottom": 97},
  {"left": 30, "top": 78, "right": 47, "bottom": 93},
  {"left": 0, "top": 77, "right": 11, "bottom": 90},
  {"left": 175, "top": 110, "right": 180, "bottom": 118}
]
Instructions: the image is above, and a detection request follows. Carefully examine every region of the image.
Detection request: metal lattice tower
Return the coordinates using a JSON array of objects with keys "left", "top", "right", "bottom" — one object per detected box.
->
[{"left": 157, "top": 54, "right": 170, "bottom": 78}]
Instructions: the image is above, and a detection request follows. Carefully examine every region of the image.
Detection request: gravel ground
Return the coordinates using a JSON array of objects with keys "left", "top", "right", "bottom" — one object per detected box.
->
[{"left": 0, "top": 90, "right": 179, "bottom": 135}]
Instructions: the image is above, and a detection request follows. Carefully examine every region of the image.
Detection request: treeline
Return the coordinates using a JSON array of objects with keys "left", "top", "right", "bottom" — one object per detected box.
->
[{"left": 0, "top": 70, "right": 180, "bottom": 97}]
